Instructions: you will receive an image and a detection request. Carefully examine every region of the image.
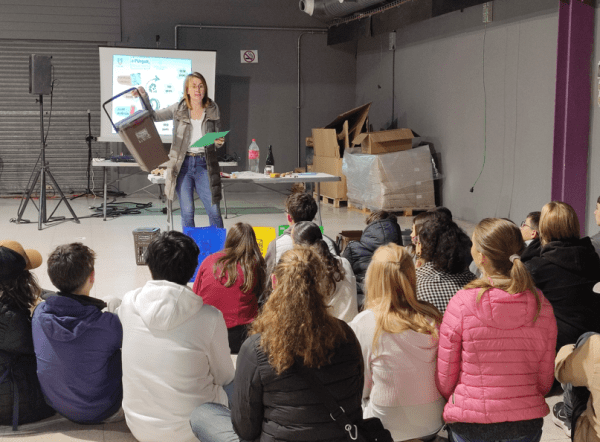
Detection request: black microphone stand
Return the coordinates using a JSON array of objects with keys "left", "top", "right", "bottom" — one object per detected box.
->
[{"left": 72, "top": 110, "right": 97, "bottom": 199}]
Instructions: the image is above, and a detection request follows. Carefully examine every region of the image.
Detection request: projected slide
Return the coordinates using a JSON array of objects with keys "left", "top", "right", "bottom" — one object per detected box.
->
[
  {"left": 99, "top": 47, "right": 217, "bottom": 143},
  {"left": 111, "top": 55, "right": 192, "bottom": 136}
]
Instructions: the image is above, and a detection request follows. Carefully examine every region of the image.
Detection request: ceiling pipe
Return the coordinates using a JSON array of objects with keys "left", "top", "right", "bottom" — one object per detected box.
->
[
  {"left": 299, "top": 0, "right": 386, "bottom": 22},
  {"left": 175, "top": 24, "right": 327, "bottom": 168}
]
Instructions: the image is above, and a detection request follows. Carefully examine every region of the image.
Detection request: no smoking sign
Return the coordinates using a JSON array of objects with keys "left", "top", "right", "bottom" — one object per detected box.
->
[{"left": 240, "top": 50, "right": 258, "bottom": 64}]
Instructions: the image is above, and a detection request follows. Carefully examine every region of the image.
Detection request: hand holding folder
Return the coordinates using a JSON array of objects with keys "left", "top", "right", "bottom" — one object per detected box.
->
[{"left": 191, "top": 131, "right": 229, "bottom": 148}]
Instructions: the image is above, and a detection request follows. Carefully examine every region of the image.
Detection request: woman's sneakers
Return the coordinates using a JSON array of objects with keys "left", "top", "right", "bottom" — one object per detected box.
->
[{"left": 552, "top": 402, "right": 572, "bottom": 437}]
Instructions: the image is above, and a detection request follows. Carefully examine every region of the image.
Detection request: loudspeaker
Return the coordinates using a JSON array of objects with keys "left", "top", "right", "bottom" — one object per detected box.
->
[{"left": 29, "top": 54, "right": 52, "bottom": 95}]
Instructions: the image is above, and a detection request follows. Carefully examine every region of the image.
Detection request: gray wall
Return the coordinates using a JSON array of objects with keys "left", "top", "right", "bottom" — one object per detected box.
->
[
  {"left": 356, "top": 0, "right": 562, "bottom": 228},
  {"left": 119, "top": 0, "right": 357, "bottom": 177},
  {"left": 587, "top": 4, "right": 600, "bottom": 237}
]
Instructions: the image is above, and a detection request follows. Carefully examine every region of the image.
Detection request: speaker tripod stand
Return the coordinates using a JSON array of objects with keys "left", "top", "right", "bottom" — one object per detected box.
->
[{"left": 15, "top": 94, "right": 80, "bottom": 230}]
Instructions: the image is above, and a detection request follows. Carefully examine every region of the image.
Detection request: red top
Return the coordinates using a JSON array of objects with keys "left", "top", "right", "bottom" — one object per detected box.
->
[{"left": 192, "top": 252, "right": 258, "bottom": 329}]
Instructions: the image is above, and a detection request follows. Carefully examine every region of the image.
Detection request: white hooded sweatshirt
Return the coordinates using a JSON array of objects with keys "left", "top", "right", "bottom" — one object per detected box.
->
[{"left": 118, "top": 280, "right": 235, "bottom": 442}]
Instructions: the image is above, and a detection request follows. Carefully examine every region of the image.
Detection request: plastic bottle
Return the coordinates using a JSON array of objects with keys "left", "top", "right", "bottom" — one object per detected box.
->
[{"left": 248, "top": 139, "right": 260, "bottom": 173}]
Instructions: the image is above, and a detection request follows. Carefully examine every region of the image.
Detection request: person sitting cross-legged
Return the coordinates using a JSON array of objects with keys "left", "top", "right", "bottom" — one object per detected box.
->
[
  {"left": 119, "top": 231, "right": 234, "bottom": 442},
  {"left": 350, "top": 243, "right": 445, "bottom": 442},
  {"left": 416, "top": 217, "right": 476, "bottom": 313},
  {"left": 190, "top": 246, "right": 363, "bottom": 442},
  {"left": 32, "top": 243, "right": 123, "bottom": 424},
  {"left": 0, "top": 241, "right": 55, "bottom": 428}
]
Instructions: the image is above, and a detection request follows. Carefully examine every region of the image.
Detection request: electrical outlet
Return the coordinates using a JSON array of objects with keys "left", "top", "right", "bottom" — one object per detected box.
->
[
  {"left": 388, "top": 31, "right": 396, "bottom": 51},
  {"left": 483, "top": 2, "right": 493, "bottom": 24}
]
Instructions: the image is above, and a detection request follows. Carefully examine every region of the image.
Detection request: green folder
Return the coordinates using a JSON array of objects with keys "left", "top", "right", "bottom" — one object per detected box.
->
[{"left": 191, "top": 131, "right": 229, "bottom": 148}]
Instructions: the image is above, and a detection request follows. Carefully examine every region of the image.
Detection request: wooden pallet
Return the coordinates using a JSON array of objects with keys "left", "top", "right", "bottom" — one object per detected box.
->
[
  {"left": 348, "top": 202, "right": 435, "bottom": 217},
  {"left": 314, "top": 193, "right": 348, "bottom": 208}
]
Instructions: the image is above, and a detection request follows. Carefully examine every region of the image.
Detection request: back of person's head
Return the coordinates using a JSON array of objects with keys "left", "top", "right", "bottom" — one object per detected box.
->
[
  {"left": 412, "top": 211, "right": 438, "bottom": 237},
  {"left": 430, "top": 206, "right": 453, "bottom": 221},
  {"left": 215, "top": 223, "right": 265, "bottom": 295},
  {"left": 146, "top": 231, "right": 199, "bottom": 285},
  {"left": 539, "top": 201, "right": 580, "bottom": 245},
  {"left": 47, "top": 243, "right": 95, "bottom": 293},
  {"left": 292, "top": 221, "right": 344, "bottom": 287},
  {"left": 284, "top": 192, "right": 318, "bottom": 223},
  {"left": 467, "top": 218, "right": 540, "bottom": 317},
  {"left": 419, "top": 219, "right": 467, "bottom": 274},
  {"left": 366, "top": 210, "right": 397, "bottom": 225},
  {"left": 526, "top": 211, "right": 541, "bottom": 231},
  {"left": 365, "top": 243, "right": 441, "bottom": 347},
  {"left": 0, "top": 240, "right": 43, "bottom": 310},
  {"left": 251, "top": 246, "right": 348, "bottom": 374}
]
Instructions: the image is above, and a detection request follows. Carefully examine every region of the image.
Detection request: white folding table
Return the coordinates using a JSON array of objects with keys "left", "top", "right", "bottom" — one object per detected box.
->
[{"left": 149, "top": 171, "right": 341, "bottom": 231}]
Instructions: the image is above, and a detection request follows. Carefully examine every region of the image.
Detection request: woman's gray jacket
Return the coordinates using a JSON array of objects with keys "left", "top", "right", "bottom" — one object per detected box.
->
[{"left": 151, "top": 98, "right": 222, "bottom": 203}]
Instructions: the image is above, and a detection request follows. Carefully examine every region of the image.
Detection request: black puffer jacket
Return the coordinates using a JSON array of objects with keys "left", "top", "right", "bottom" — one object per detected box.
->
[
  {"left": 341, "top": 218, "right": 402, "bottom": 307},
  {"left": 0, "top": 299, "right": 54, "bottom": 425},
  {"left": 525, "top": 237, "right": 600, "bottom": 351},
  {"left": 232, "top": 322, "right": 364, "bottom": 442}
]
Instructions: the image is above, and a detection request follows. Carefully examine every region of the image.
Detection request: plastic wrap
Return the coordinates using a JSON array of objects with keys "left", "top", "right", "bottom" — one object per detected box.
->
[{"left": 342, "top": 145, "right": 442, "bottom": 211}]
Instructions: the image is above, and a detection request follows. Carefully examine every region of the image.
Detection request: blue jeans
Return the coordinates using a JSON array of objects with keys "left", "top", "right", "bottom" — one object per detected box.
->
[
  {"left": 175, "top": 155, "right": 224, "bottom": 229},
  {"left": 190, "top": 382, "right": 246, "bottom": 442},
  {"left": 448, "top": 427, "right": 542, "bottom": 442}
]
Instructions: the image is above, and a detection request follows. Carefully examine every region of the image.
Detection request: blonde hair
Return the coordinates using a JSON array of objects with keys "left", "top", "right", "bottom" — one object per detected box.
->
[
  {"left": 539, "top": 201, "right": 580, "bottom": 246},
  {"left": 183, "top": 72, "right": 211, "bottom": 110},
  {"left": 466, "top": 218, "right": 541, "bottom": 319},
  {"left": 365, "top": 243, "right": 442, "bottom": 351},
  {"left": 250, "top": 246, "right": 349, "bottom": 375}
]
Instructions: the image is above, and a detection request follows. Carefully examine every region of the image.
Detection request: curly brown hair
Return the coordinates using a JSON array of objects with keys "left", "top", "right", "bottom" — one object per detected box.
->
[
  {"left": 0, "top": 271, "right": 41, "bottom": 312},
  {"left": 250, "top": 246, "right": 350, "bottom": 374}
]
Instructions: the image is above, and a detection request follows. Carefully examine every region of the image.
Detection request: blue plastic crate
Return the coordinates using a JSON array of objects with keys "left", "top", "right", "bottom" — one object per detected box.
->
[{"left": 183, "top": 226, "right": 227, "bottom": 283}]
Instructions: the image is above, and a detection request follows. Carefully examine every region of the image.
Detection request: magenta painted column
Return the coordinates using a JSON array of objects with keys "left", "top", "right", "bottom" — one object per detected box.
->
[{"left": 552, "top": 0, "right": 595, "bottom": 235}]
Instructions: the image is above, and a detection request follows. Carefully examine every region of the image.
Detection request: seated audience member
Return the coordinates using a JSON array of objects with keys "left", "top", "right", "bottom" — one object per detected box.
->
[
  {"left": 525, "top": 201, "right": 600, "bottom": 351},
  {"left": 437, "top": 218, "right": 557, "bottom": 442},
  {"left": 119, "top": 231, "right": 234, "bottom": 442},
  {"left": 591, "top": 196, "right": 600, "bottom": 258},
  {"left": 416, "top": 218, "right": 476, "bottom": 313},
  {"left": 554, "top": 317, "right": 600, "bottom": 440},
  {"left": 190, "top": 246, "right": 363, "bottom": 442},
  {"left": 192, "top": 222, "right": 266, "bottom": 354},
  {"left": 264, "top": 192, "right": 337, "bottom": 276},
  {"left": 428, "top": 207, "right": 473, "bottom": 270},
  {"left": 292, "top": 221, "right": 358, "bottom": 322},
  {"left": 520, "top": 211, "right": 542, "bottom": 262},
  {"left": 409, "top": 212, "right": 437, "bottom": 267},
  {"left": 0, "top": 241, "right": 55, "bottom": 428},
  {"left": 350, "top": 243, "right": 445, "bottom": 441},
  {"left": 342, "top": 210, "right": 402, "bottom": 308},
  {"left": 32, "top": 243, "right": 123, "bottom": 424}
]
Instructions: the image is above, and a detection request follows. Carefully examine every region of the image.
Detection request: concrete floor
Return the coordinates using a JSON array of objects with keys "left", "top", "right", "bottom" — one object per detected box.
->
[{"left": 0, "top": 192, "right": 568, "bottom": 442}]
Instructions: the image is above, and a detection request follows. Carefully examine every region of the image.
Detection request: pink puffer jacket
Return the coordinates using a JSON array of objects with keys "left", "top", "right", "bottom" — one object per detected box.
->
[{"left": 436, "top": 287, "right": 557, "bottom": 424}]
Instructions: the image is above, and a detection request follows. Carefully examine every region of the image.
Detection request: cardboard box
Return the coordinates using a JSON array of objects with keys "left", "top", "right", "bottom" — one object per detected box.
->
[
  {"left": 312, "top": 128, "right": 341, "bottom": 158},
  {"left": 313, "top": 155, "right": 347, "bottom": 199},
  {"left": 336, "top": 230, "right": 362, "bottom": 253},
  {"left": 343, "top": 145, "right": 437, "bottom": 211},
  {"left": 313, "top": 103, "right": 371, "bottom": 158},
  {"left": 354, "top": 129, "right": 415, "bottom": 154}
]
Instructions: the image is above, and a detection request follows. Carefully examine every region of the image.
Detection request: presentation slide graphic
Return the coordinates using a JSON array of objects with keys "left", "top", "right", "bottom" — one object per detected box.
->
[{"left": 111, "top": 55, "right": 192, "bottom": 136}]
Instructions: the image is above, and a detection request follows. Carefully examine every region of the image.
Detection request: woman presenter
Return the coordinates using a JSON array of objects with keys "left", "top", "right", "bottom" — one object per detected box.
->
[{"left": 137, "top": 72, "right": 224, "bottom": 228}]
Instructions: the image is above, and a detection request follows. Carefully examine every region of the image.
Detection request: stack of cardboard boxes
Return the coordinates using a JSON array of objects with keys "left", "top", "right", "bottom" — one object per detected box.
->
[{"left": 308, "top": 103, "right": 438, "bottom": 211}]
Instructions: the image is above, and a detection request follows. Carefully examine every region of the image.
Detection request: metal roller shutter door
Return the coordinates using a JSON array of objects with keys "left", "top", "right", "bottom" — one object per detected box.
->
[{"left": 0, "top": 40, "right": 107, "bottom": 196}]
